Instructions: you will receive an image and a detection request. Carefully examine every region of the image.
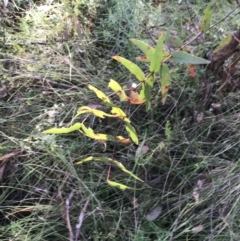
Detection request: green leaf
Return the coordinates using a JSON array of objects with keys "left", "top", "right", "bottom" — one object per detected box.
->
[
  {"left": 130, "top": 39, "right": 155, "bottom": 59},
  {"left": 199, "top": 0, "right": 216, "bottom": 33},
  {"left": 165, "top": 35, "right": 183, "bottom": 48},
  {"left": 140, "top": 84, "right": 151, "bottom": 111},
  {"left": 112, "top": 56, "right": 145, "bottom": 81},
  {"left": 108, "top": 79, "right": 128, "bottom": 102},
  {"left": 213, "top": 35, "right": 232, "bottom": 54},
  {"left": 43, "top": 123, "right": 82, "bottom": 134},
  {"left": 150, "top": 32, "right": 165, "bottom": 73},
  {"left": 199, "top": 7, "right": 212, "bottom": 33},
  {"left": 125, "top": 122, "right": 138, "bottom": 145},
  {"left": 172, "top": 51, "right": 210, "bottom": 64},
  {"left": 160, "top": 64, "right": 171, "bottom": 105}
]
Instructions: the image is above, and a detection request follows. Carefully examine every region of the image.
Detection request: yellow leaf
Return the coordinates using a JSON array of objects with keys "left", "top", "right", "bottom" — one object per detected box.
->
[
  {"left": 112, "top": 160, "right": 143, "bottom": 182},
  {"left": 43, "top": 123, "right": 82, "bottom": 134},
  {"left": 78, "top": 106, "right": 114, "bottom": 118},
  {"left": 108, "top": 79, "right": 128, "bottom": 102},
  {"left": 107, "top": 180, "right": 133, "bottom": 190},
  {"left": 88, "top": 84, "right": 112, "bottom": 105},
  {"left": 76, "top": 157, "right": 143, "bottom": 182},
  {"left": 111, "top": 107, "right": 131, "bottom": 123}
]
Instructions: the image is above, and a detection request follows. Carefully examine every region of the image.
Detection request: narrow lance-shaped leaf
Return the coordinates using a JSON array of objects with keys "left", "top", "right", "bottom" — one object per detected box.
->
[
  {"left": 130, "top": 39, "right": 155, "bottom": 59},
  {"left": 111, "top": 107, "right": 131, "bottom": 123},
  {"left": 43, "top": 123, "right": 82, "bottom": 134},
  {"left": 80, "top": 124, "right": 130, "bottom": 144},
  {"left": 77, "top": 106, "right": 115, "bottom": 118},
  {"left": 107, "top": 180, "right": 133, "bottom": 190},
  {"left": 213, "top": 35, "right": 232, "bottom": 54},
  {"left": 76, "top": 156, "right": 143, "bottom": 182},
  {"left": 150, "top": 32, "right": 165, "bottom": 73},
  {"left": 140, "top": 74, "right": 153, "bottom": 111},
  {"left": 160, "top": 64, "right": 171, "bottom": 105},
  {"left": 172, "top": 51, "right": 210, "bottom": 64},
  {"left": 125, "top": 122, "right": 139, "bottom": 145},
  {"left": 108, "top": 79, "right": 128, "bottom": 102},
  {"left": 136, "top": 51, "right": 170, "bottom": 63},
  {"left": 112, "top": 56, "right": 145, "bottom": 82},
  {"left": 88, "top": 84, "right": 113, "bottom": 106},
  {"left": 199, "top": 0, "right": 216, "bottom": 33},
  {"left": 199, "top": 6, "right": 212, "bottom": 33},
  {"left": 113, "top": 160, "right": 144, "bottom": 182}
]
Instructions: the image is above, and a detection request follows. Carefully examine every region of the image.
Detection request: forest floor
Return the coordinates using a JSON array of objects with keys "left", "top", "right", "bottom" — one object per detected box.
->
[{"left": 1, "top": 1, "right": 240, "bottom": 240}]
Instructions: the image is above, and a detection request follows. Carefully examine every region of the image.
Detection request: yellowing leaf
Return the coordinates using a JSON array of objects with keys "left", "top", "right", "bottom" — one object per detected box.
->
[
  {"left": 129, "top": 90, "right": 146, "bottom": 105},
  {"left": 125, "top": 122, "right": 139, "bottom": 145},
  {"left": 80, "top": 124, "right": 95, "bottom": 139},
  {"left": 78, "top": 106, "right": 114, "bottom": 118},
  {"left": 113, "top": 160, "right": 144, "bottom": 182},
  {"left": 76, "top": 156, "right": 143, "bottom": 182},
  {"left": 115, "top": 136, "right": 131, "bottom": 144},
  {"left": 150, "top": 32, "right": 165, "bottom": 73},
  {"left": 130, "top": 39, "right": 155, "bottom": 59},
  {"left": 111, "top": 107, "right": 131, "bottom": 123},
  {"left": 107, "top": 180, "right": 133, "bottom": 190},
  {"left": 88, "top": 84, "right": 112, "bottom": 105},
  {"left": 160, "top": 64, "right": 171, "bottom": 105},
  {"left": 112, "top": 56, "right": 145, "bottom": 82},
  {"left": 108, "top": 79, "right": 128, "bottom": 101},
  {"left": 80, "top": 124, "right": 129, "bottom": 143},
  {"left": 136, "top": 52, "right": 170, "bottom": 63},
  {"left": 43, "top": 123, "right": 82, "bottom": 134}
]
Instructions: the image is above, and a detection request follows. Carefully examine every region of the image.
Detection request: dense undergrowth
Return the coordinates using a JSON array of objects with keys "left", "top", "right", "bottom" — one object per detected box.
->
[{"left": 0, "top": 0, "right": 240, "bottom": 240}]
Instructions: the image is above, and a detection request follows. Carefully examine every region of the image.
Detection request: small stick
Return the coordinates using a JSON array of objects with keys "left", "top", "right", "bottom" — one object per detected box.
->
[
  {"left": 74, "top": 197, "right": 90, "bottom": 241},
  {"left": 65, "top": 192, "right": 74, "bottom": 241}
]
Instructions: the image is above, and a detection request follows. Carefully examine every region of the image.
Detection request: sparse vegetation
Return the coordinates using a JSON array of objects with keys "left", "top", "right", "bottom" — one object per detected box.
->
[{"left": 1, "top": 0, "right": 240, "bottom": 241}]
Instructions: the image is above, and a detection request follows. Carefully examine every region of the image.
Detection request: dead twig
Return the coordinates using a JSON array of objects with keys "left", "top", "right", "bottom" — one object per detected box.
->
[
  {"left": 74, "top": 197, "right": 90, "bottom": 241},
  {"left": 65, "top": 192, "right": 74, "bottom": 241}
]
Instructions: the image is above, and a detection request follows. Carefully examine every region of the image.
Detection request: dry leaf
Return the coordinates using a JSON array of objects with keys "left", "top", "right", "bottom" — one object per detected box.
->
[
  {"left": 0, "top": 85, "right": 7, "bottom": 99},
  {"left": 135, "top": 144, "right": 149, "bottom": 157},
  {"left": 146, "top": 205, "right": 162, "bottom": 221},
  {"left": 47, "top": 110, "right": 58, "bottom": 124},
  {"left": 197, "top": 179, "right": 205, "bottom": 189},
  {"left": 0, "top": 163, "right": 6, "bottom": 181},
  {"left": 193, "top": 187, "right": 199, "bottom": 204},
  {"left": 132, "top": 197, "right": 139, "bottom": 210},
  {"left": 192, "top": 225, "right": 204, "bottom": 233},
  {"left": 196, "top": 112, "right": 204, "bottom": 123},
  {"left": 193, "top": 179, "right": 205, "bottom": 204},
  {"left": 186, "top": 64, "right": 197, "bottom": 77},
  {"left": 0, "top": 150, "right": 21, "bottom": 181}
]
